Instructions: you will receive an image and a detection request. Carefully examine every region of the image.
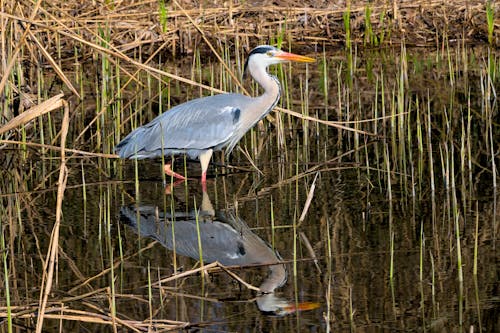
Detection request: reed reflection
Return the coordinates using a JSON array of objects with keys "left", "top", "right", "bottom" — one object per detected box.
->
[{"left": 120, "top": 191, "right": 318, "bottom": 316}]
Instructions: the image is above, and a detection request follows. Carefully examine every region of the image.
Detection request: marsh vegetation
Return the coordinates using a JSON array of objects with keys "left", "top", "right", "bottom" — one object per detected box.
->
[{"left": 1, "top": 0, "right": 499, "bottom": 332}]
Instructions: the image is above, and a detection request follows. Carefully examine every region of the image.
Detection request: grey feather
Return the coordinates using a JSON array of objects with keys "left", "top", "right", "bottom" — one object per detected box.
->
[{"left": 115, "top": 93, "right": 252, "bottom": 159}]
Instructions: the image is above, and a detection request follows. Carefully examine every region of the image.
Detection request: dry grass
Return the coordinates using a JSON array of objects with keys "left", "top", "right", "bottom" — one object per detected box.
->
[
  {"left": 1, "top": 0, "right": 497, "bottom": 144},
  {"left": 1, "top": 0, "right": 498, "bottom": 95},
  {"left": 4, "top": 0, "right": 495, "bottom": 58}
]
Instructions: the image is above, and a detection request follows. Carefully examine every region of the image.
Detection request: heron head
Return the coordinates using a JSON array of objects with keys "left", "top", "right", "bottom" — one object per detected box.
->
[{"left": 243, "top": 45, "right": 315, "bottom": 77}]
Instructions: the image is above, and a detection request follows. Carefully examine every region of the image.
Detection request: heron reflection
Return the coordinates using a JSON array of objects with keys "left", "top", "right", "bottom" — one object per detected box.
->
[{"left": 120, "top": 191, "right": 318, "bottom": 315}]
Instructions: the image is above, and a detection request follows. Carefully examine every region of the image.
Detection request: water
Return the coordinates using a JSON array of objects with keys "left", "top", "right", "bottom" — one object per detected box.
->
[{"left": 1, "top": 45, "right": 498, "bottom": 332}]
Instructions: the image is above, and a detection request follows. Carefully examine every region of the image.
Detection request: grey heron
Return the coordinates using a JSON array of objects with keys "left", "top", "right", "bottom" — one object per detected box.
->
[
  {"left": 120, "top": 190, "right": 320, "bottom": 315},
  {"left": 115, "top": 45, "right": 315, "bottom": 186}
]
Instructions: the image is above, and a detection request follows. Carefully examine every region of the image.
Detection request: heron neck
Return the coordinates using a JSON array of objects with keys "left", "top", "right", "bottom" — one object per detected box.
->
[
  {"left": 250, "top": 63, "right": 281, "bottom": 100},
  {"left": 248, "top": 63, "right": 281, "bottom": 117}
]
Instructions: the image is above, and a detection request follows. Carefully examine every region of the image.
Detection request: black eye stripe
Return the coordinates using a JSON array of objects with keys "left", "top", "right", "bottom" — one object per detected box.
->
[
  {"left": 248, "top": 45, "right": 275, "bottom": 57},
  {"left": 243, "top": 45, "right": 277, "bottom": 75}
]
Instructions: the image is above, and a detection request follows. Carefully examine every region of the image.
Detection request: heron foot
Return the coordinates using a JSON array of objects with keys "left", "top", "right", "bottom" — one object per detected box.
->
[{"left": 163, "top": 163, "right": 186, "bottom": 180}]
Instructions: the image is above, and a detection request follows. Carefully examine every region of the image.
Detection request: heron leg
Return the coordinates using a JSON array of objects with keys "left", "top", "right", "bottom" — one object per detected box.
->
[
  {"left": 163, "top": 163, "right": 186, "bottom": 180},
  {"left": 199, "top": 149, "right": 213, "bottom": 190}
]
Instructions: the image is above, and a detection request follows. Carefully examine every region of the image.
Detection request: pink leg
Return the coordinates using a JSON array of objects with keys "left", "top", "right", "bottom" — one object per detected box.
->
[
  {"left": 201, "top": 171, "right": 207, "bottom": 192},
  {"left": 163, "top": 163, "right": 186, "bottom": 180},
  {"left": 199, "top": 149, "right": 213, "bottom": 191}
]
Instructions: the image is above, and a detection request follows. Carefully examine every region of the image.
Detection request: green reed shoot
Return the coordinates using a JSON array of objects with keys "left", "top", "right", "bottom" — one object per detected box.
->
[
  {"left": 116, "top": 221, "right": 125, "bottom": 293},
  {"left": 147, "top": 261, "right": 153, "bottom": 325},
  {"left": 389, "top": 230, "right": 394, "bottom": 282},
  {"left": 270, "top": 196, "right": 275, "bottom": 250},
  {"left": 325, "top": 217, "right": 333, "bottom": 331},
  {"left": 292, "top": 208, "right": 298, "bottom": 279},
  {"left": 453, "top": 198, "right": 464, "bottom": 287},
  {"left": 134, "top": 152, "right": 142, "bottom": 258},
  {"left": 354, "top": 94, "right": 360, "bottom": 168},
  {"left": 299, "top": 77, "right": 310, "bottom": 162},
  {"left": 270, "top": 21, "right": 285, "bottom": 50},
  {"left": 379, "top": 10, "right": 387, "bottom": 45},
  {"left": 419, "top": 222, "right": 424, "bottom": 281},
  {"left": 193, "top": 196, "right": 204, "bottom": 269},
  {"left": 460, "top": 114, "right": 467, "bottom": 212},
  {"left": 429, "top": 250, "right": 436, "bottom": 317},
  {"left": 158, "top": 0, "right": 168, "bottom": 33},
  {"left": 74, "top": 43, "right": 85, "bottom": 132},
  {"left": 98, "top": 25, "right": 110, "bottom": 149},
  {"left": 489, "top": 120, "right": 497, "bottom": 190},
  {"left": 415, "top": 96, "right": 423, "bottom": 190},
  {"left": 319, "top": 49, "right": 329, "bottom": 99},
  {"left": 169, "top": 198, "right": 178, "bottom": 275},
  {"left": 343, "top": 7, "right": 351, "bottom": 51},
  {"left": 320, "top": 47, "right": 330, "bottom": 141},
  {"left": 426, "top": 92, "right": 435, "bottom": 193},
  {"left": 0, "top": 207, "right": 12, "bottom": 333},
  {"left": 349, "top": 287, "right": 355, "bottom": 331},
  {"left": 486, "top": 1, "right": 494, "bottom": 45},
  {"left": 407, "top": 99, "right": 415, "bottom": 197},
  {"left": 113, "top": 59, "right": 122, "bottom": 156},
  {"left": 364, "top": 5, "right": 378, "bottom": 46},
  {"left": 473, "top": 201, "right": 479, "bottom": 276},
  {"left": 343, "top": 6, "right": 354, "bottom": 88},
  {"left": 103, "top": 187, "right": 117, "bottom": 320}
]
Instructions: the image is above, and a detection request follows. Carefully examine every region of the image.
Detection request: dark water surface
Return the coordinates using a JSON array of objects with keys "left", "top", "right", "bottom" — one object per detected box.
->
[{"left": 1, "top": 46, "right": 499, "bottom": 332}]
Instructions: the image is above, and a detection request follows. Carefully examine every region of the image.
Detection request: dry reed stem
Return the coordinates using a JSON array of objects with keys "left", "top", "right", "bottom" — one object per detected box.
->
[
  {"left": 276, "top": 106, "right": 376, "bottom": 135},
  {"left": 153, "top": 261, "right": 260, "bottom": 291},
  {"left": 68, "top": 241, "right": 157, "bottom": 293},
  {"left": 0, "top": 307, "right": 188, "bottom": 331},
  {"left": 216, "top": 263, "right": 261, "bottom": 292},
  {"left": 0, "top": 93, "right": 64, "bottom": 135},
  {"left": 238, "top": 146, "right": 264, "bottom": 176},
  {"left": 237, "top": 143, "right": 377, "bottom": 203},
  {"left": 0, "top": 0, "right": 43, "bottom": 94},
  {"left": 35, "top": 98, "right": 69, "bottom": 333},
  {"left": 154, "top": 261, "right": 219, "bottom": 285},
  {"left": 298, "top": 171, "right": 319, "bottom": 226},
  {"left": 24, "top": 28, "right": 80, "bottom": 97},
  {"left": 172, "top": 0, "right": 245, "bottom": 93},
  {"left": 13, "top": 0, "right": 493, "bottom": 52},
  {"left": 0, "top": 139, "right": 119, "bottom": 158},
  {"left": 299, "top": 231, "right": 321, "bottom": 273}
]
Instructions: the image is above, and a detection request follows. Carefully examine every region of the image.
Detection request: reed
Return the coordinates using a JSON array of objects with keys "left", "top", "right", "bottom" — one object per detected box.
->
[
  {"left": 363, "top": 5, "right": 379, "bottom": 46},
  {"left": 1, "top": 1, "right": 499, "bottom": 331},
  {"left": 0, "top": 205, "right": 12, "bottom": 333},
  {"left": 104, "top": 186, "right": 117, "bottom": 329},
  {"left": 486, "top": 1, "right": 495, "bottom": 45},
  {"left": 343, "top": 6, "right": 351, "bottom": 51},
  {"left": 193, "top": 196, "right": 205, "bottom": 278},
  {"left": 270, "top": 196, "right": 276, "bottom": 250},
  {"left": 429, "top": 250, "right": 436, "bottom": 318},
  {"left": 147, "top": 261, "right": 153, "bottom": 327},
  {"left": 349, "top": 287, "right": 355, "bottom": 332},
  {"left": 158, "top": 0, "right": 168, "bottom": 33}
]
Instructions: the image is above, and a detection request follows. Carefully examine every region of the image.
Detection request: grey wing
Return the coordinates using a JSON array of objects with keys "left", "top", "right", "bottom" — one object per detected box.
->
[{"left": 116, "top": 94, "right": 248, "bottom": 158}]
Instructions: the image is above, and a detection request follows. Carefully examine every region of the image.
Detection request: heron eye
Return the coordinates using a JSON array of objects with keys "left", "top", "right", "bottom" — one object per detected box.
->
[{"left": 266, "top": 51, "right": 274, "bottom": 57}]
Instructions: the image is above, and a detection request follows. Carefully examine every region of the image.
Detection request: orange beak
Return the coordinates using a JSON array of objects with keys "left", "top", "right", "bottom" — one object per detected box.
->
[
  {"left": 282, "top": 301, "right": 321, "bottom": 314},
  {"left": 274, "top": 51, "right": 316, "bottom": 63}
]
